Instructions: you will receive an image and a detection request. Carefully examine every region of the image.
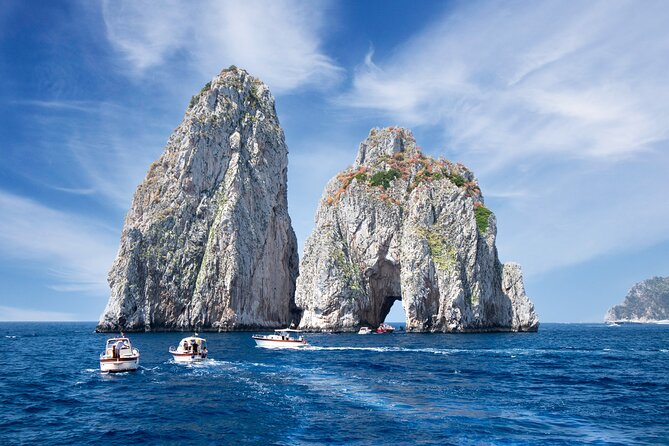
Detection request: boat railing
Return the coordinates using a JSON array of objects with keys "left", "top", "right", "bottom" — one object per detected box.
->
[{"left": 100, "top": 347, "right": 139, "bottom": 359}]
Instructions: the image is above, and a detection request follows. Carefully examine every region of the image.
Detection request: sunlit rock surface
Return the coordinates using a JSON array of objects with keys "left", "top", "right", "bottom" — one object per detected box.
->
[
  {"left": 295, "top": 128, "right": 539, "bottom": 332},
  {"left": 97, "top": 67, "right": 298, "bottom": 332}
]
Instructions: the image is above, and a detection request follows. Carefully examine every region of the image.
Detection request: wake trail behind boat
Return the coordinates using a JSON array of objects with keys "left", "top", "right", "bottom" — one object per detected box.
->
[{"left": 306, "top": 346, "right": 456, "bottom": 355}]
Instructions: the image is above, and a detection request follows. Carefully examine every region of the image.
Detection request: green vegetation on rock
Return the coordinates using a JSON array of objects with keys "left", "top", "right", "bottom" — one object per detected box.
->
[
  {"left": 475, "top": 206, "right": 493, "bottom": 233},
  {"left": 332, "top": 242, "right": 362, "bottom": 294},
  {"left": 369, "top": 169, "right": 401, "bottom": 189},
  {"left": 189, "top": 81, "right": 212, "bottom": 109},
  {"left": 353, "top": 172, "right": 368, "bottom": 182},
  {"left": 445, "top": 173, "right": 465, "bottom": 187},
  {"left": 418, "top": 227, "right": 457, "bottom": 272}
]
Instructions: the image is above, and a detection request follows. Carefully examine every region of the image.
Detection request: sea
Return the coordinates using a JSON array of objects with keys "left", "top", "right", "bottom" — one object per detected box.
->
[{"left": 0, "top": 323, "right": 667, "bottom": 445}]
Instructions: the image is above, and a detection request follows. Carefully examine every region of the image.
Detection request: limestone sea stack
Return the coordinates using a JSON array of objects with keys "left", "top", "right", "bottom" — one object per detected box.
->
[
  {"left": 97, "top": 67, "right": 299, "bottom": 332},
  {"left": 295, "top": 128, "right": 539, "bottom": 332},
  {"left": 605, "top": 276, "right": 669, "bottom": 323}
]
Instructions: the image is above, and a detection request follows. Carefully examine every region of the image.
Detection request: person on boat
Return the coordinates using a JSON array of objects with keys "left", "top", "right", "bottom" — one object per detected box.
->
[
  {"left": 191, "top": 340, "right": 198, "bottom": 354},
  {"left": 115, "top": 340, "right": 125, "bottom": 356}
]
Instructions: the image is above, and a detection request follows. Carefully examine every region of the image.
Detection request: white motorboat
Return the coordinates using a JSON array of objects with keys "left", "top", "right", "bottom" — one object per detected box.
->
[
  {"left": 358, "top": 327, "right": 372, "bottom": 335},
  {"left": 99, "top": 336, "right": 140, "bottom": 373},
  {"left": 252, "top": 329, "right": 309, "bottom": 349},
  {"left": 169, "top": 334, "right": 208, "bottom": 363}
]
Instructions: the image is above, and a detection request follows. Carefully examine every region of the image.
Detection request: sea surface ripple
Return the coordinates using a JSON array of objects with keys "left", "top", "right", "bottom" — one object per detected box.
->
[{"left": 0, "top": 323, "right": 667, "bottom": 445}]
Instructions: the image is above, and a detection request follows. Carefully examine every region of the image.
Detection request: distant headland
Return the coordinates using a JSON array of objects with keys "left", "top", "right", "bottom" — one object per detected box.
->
[{"left": 605, "top": 276, "right": 669, "bottom": 324}]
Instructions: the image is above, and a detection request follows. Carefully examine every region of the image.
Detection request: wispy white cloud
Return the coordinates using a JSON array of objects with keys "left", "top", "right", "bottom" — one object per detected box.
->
[
  {"left": 343, "top": 0, "right": 669, "bottom": 163},
  {"left": 45, "top": 185, "right": 97, "bottom": 196},
  {"left": 11, "top": 99, "right": 102, "bottom": 113},
  {"left": 340, "top": 0, "right": 669, "bottom": 274},
  {"left": 0, "top": 305, "right": 76, "bottom": 322},
  {"left": 0, "top": 191, "right": 118, "bottom": 294},
  {"left": 16, "top": 99, "right": 168, "bottom": 210},
  {"left": 492, "top": 149, "right": 669, "bottom": 275},
  {"left": 101, "top": 0, "right": 342, "bottom": 93}
]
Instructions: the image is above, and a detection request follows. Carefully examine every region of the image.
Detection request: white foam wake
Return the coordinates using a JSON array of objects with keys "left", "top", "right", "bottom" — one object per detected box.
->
[{"left": 305, "top": 346, "right": 456, "bottom": 355}]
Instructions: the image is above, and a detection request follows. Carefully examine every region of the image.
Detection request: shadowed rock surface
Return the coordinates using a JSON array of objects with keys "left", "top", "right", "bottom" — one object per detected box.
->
[
  {"left": 605, "top": 276, "right": 669, "bottom": 323},
  {"left": 97, "top": 67, "right": 298, "bottom": 332},
  {"left": 295, "top": 128, "right": 538, "bottom": 332}
]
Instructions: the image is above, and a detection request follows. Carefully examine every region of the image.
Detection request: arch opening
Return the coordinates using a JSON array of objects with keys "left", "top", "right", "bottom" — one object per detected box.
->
[
  {"left": 364, "top": 258, "right": 402, "bottom": 328},
  {"left": 384, "top": 298, "right": 406, "bottom": 327},
  {"left": 379, "top": 295, "right": 401, "bottom": 325}
]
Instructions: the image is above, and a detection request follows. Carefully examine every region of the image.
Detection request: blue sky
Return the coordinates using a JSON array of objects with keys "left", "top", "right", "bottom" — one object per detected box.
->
[{"left": 1, "top": 0, "right": 668, "bottom": 323}]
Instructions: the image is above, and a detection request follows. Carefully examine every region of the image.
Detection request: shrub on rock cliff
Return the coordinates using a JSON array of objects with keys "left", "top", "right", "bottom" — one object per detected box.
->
[
  {"left": 446, "top": 173, "right": 465, "bottom": 187},
  {"left": 369, "top": 169, "right": 401, "bottom": 189},
  {"left": 474, "top": 205, "right": 493, "bottom": 233}
]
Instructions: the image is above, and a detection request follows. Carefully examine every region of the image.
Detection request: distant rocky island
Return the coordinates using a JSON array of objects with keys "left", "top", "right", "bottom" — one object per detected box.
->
[
  {"left": 97, "top": 66, "right": 538, "bottom": 333},
  {"left": 605, "top": 276, "right": 669, "bottom": 323}
]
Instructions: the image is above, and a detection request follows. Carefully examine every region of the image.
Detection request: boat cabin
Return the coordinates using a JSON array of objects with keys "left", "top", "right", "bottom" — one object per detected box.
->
[
  {"left": 273, "top": 328, "right": 304, "bottom": 341},
  {"left": 178, "top": 336, "right": 207, "bottom": 354},
  {"left": 104, "top": 337, "right": 133, "bottom": 359}
]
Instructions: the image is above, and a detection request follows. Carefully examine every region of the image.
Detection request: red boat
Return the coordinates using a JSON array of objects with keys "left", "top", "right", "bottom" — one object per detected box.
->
[{"left": 376, "top": 323, "right": 395, "bottom": 333}]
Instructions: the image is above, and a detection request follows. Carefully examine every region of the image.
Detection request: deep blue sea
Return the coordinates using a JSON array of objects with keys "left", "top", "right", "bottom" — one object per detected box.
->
[{"left": 0, "top": 323, "right": 667, "bottom": 445}]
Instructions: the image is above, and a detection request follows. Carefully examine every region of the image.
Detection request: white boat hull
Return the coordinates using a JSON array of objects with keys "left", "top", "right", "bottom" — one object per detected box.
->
[
  {"left": 171, "top": 353, "right": 207, "bottom": 363},
  {"left": 253, "top": 338, "right": 309, "bottom": 349},
  {"left": 99, "top": 356, "right": 140, "bottom": 373}
]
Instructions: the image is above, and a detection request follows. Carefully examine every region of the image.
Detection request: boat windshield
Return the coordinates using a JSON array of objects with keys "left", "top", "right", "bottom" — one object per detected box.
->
[{"left": 106, "top": 338, "right": 130, "bottom": 348}]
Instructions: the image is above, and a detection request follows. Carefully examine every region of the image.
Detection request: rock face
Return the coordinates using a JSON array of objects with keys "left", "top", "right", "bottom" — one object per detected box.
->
[
  {"left": 605, "top": 277, "right": 669, "bottom": 323},
  {"left": 295, "top": 128, "right": 538, "bottom": 332},
  {"left": 97, "top": 67, "right": 299, "bottom": 332}
]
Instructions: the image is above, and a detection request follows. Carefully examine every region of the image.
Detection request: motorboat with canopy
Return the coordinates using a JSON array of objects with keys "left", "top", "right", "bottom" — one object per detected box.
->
[
  {"left": 252, "top": 328, "right": 309, "bottom": 349},
  {"left": 99, "top": 335, "right": 140, "bottom": 373},
  {"left": 169, "top": 334, "right": 208, "bottom": 362}
]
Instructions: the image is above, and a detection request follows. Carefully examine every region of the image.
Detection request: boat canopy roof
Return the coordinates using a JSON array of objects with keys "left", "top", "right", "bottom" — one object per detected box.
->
[
  {"left": 105, "top": 337, "right": 130, "bottom": 346},
  {"left": 275, "top": 328, "right": 302, "bottom": 333},
  {"left": 180, "top": 336, "right": 206, "bottom": 342}
]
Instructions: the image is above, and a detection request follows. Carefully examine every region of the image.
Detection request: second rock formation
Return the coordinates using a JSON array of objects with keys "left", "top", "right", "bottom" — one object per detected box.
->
[{"left": 295, "top": 128, "right": 538, "bottom": 332}]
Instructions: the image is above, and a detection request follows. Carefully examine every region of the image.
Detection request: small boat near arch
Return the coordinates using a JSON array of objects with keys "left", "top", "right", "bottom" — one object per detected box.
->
[{"left": 376, "top": 323, "right": 396, "bottom": 334}]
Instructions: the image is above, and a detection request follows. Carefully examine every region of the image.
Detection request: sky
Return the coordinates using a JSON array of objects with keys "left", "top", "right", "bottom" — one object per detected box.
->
[{"left": 1, "top": 0, "right": 668, "bottom": 323}]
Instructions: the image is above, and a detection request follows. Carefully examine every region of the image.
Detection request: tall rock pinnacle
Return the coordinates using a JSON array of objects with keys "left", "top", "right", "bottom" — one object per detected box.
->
[
  {"left": 295, "top": 127, "right": 538, "bottom": 332},
  {"left": 97, "top": 67, "right": 299, "bottom": 332}
]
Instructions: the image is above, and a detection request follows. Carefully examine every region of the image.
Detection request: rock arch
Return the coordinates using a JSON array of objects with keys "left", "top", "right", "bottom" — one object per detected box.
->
[{"left": 295, "top": 127, "right": 538, "bottom": 332}]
